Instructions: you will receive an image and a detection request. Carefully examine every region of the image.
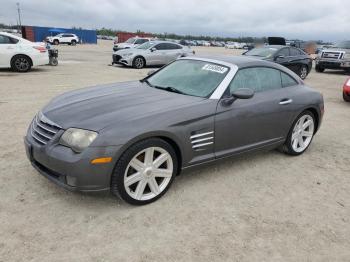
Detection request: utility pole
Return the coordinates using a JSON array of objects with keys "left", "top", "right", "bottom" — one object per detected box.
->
[{"left": 16, "top": 2, "right": 22, "bottom": 32}]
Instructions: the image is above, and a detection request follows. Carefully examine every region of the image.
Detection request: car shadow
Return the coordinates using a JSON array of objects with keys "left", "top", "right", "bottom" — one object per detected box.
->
[{"left": 0, "top": 67, "right": 52, "bottom": 75}]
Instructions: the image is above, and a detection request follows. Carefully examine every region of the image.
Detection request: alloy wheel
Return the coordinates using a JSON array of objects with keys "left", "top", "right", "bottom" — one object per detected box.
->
[
  {"left": 291, "top": 115, "right": 314, "bottom": 153},
  {"left": 134, "top": 57, "right": 144, "bottom": 69},
  {"left": 300, "top": 66, "right": 308, "bottom": 79},
  {"left": 124, "top": 147, "right": 173, "bottom": 201},
  {"left": 15, "top": 57, "right": 30, "bottom": 72}
]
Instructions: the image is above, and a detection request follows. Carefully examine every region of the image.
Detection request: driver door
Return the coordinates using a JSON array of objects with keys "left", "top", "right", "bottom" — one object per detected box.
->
[
  {"left": 214, "top": 67, "right": 294, "bottom": 158},
  {"left": 147, "top": 43, "right": 170, "bottom": 65}
]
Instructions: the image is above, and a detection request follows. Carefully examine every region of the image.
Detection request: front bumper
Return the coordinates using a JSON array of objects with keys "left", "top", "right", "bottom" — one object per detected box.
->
[
  {"left": 112, "top": 54, "right": 133, "bottom": 66},
  {"left": 316, "top": 58, "right": 350, "bottom": 69},
  {"left": 24, "top": 134, "right": 122, "bottom": 192}
]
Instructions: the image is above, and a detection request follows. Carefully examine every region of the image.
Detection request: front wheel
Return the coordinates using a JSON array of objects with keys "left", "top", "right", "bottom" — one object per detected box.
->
[
  {"left": 343, "top": 92, "right": 350, "bottom": 102},
  {"left": 111, "top": 138, "right": 178, "bottom": 205},
  {"left": 49, "top": 57, "right": 58, "bottom": 66},
  {"left": 282, "top": 111, "right": 315, "bottom": 156},
  {"left": 132, "top": 56, "right": 145, "bottom": 69},
  {"left": 71, "top": 40, "right": 77, "bottom": 46},
  {"left": 299, "top": 65, "right": 308, "bottom": 79}
]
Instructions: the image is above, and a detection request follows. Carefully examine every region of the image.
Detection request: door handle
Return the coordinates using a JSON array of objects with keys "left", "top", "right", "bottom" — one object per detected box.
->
[{"left": 279, "top": 99, "right": 293, "bottom": 105}]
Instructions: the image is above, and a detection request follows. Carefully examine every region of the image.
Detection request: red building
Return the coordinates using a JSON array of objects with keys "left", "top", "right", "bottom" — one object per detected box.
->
[{"left": 116, "top": 32, "right": 153, "bottom": 43}]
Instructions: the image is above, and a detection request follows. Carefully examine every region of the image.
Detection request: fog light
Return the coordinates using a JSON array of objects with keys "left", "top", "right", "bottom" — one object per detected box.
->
[{"left": 66, "top": 176, "right": 77, "bottom": 187}]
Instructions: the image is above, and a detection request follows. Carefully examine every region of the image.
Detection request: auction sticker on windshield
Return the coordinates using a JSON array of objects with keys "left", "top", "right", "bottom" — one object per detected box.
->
[{"left": 202, "top": 64, "right": 228, "bottom": 74}]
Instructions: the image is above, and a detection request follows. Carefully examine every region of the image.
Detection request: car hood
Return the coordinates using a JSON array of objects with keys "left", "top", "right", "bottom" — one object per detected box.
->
[
  {"left": 243, "top": 55, "right": 272, "bottom": 61},
  {"left": 115, "top": 43, "right": 134, "bottom": 48},
  {"left": 42, "top": 81, "right": 205, "bottom": 131},
  {"left": 322, "top": 48, "right": 350, "bottom": 53},
  {"left": 114, "top": 48, "right": 146, "bottom": 55}
]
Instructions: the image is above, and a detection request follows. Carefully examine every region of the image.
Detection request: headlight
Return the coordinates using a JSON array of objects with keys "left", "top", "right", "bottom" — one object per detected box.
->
[
  {"left": 122, "top": 53, "right": 133, "bottom": 57},
  {"left": 59, "top": 128, "right": 98, "bottom": 153},
  {"left": 344, "top": 53, "right": 350, "bottom": 59}
]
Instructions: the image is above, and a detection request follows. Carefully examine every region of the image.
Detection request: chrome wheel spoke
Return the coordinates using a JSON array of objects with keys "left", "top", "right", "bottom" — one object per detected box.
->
[
  {"left": 302, "top": 130, "right": 313, "bottom": 137},
  {"left": 152, "top": 168, "right": 172, "bottom": 178},
  {"left": 153, "top": 153, "right": 169, "bottom": 168},
  {"left": 148, "top": 177, "right": 160, "bottom": 195},
  {"left": 144, "top": 147, "right": 154, "bottom": 165},
  {"left": 135, "top": 179, "right": 147, "bottom": 200},
  {"left": 130, "top": 158, "right": 145, "bottom": 172},
  {"left": 302, "top": 120, "right": 312, "bottom": 129},
  {"left": 124, "top": 172, "right": 142, "bottom": 186}
]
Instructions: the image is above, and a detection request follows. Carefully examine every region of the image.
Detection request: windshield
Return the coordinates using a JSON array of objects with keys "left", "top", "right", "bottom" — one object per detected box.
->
[
  {"left": 137, "top": 41, "right": 155, "bottom": 49},
  {"left": 146, "top": 60, "right": 229, "bottom": 98},
  {"left": 244, "top": 47, "right": 278, "bottom": 58},
  {"left": 125, "top": 37, "right": 136, "bottom": 44},
  {"left": 333, "top": 41, "right": 350, "bottom": 49}
]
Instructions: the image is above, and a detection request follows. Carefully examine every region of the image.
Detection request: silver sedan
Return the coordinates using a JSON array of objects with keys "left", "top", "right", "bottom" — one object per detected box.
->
[{"left": 112, "top": 41, "right": 194, "bottom": 69}]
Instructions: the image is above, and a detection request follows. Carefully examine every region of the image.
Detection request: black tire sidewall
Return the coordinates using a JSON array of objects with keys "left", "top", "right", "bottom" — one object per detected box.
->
[
  {"left": 111, "top": 138, "right": 178, "bottom": 205},
  {"left": 284, "top": 110, "right": 316, "bottom": 156},
  {"left": 54, "top": 40, "right": 59, "bottom": 45},
  {"left": 315, "top": 65, "right": 324, "bottom": 73},
  {"left": 343, "top": 92, "right": 350, "bottom": 102}
]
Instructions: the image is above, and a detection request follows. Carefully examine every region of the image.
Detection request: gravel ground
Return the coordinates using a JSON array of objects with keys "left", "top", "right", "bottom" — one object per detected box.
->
[{"left": 0, "top": 41, "right": 349, "bottom": 262}]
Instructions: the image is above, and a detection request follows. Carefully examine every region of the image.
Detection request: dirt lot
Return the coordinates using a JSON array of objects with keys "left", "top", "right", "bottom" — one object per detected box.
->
[{"left": 1, "top": 41, "right": 349, "bottom": 262}]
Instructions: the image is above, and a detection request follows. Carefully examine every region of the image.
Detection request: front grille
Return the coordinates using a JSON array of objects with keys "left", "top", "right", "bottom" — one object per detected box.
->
[
  {"left": 113, "top": 55, "right": 122, "bottom": 63},
  {"left": 30, "top": 113, "right": 61, "bottom": 145},
  {"left": 322, "top": 51, "right": 344, "bottom": 60}
]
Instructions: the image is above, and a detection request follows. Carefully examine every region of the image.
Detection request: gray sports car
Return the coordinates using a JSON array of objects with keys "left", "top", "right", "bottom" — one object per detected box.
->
[
  {"left": 24, "top": 56, "right": 324, "bottom": 205},
  {"left": 112, "top": 40, "right": 194, "bottom": 69}
]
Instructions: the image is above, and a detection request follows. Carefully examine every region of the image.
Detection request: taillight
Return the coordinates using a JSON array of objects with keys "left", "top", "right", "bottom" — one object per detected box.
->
[
  {"left": 33, "top": 46, "right": 47, "bottom": 53},
  {"left": 344, "top": 78, "right": 350, "bottom": 92}
]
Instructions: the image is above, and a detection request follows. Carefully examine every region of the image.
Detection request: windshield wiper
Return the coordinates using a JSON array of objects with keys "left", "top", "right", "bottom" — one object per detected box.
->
[
  {"left": 141, "top": 79, "right": 154, "bottom": 87},
  {"left": 155, "top": 86, "right": 186, "bottom": 95}
]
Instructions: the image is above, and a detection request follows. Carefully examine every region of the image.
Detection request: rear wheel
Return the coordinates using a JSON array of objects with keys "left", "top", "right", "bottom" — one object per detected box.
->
[
  {"left": 11, "top": 55, "right": 32, "bottom": 72},
  {"left": 343, "top": 92, "right": 350, "bottom": 102},
  {"left": 299, "top": 65, "right": 308, "bottom": 79},
  {"left": 315, "top": 65, "right": 325, "bottom": 73},
  {"left": 111, "top": 138, "right": 178, "bottom": 205},
  {"left": 282, "top": 111, "right": 315, "bottom": 156},
  {"left": 132, "top": 56, "right": 145, "bottom": 69},
  {"left": 71, "top": 40, "right": 77, "bottom": 46}
]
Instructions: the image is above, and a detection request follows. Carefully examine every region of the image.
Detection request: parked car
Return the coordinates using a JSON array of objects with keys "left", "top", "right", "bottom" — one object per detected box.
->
[
  {"left": 113, "top": 37, "right": 151, "bottom": 52},
  {"left": 24, "top": 56, "right": 324, "bottom": 205},
  {"left": 0, "top": 32, "right": 49, "bottom": 72},
  {"left": 243, "top": 45, "right": 312, "bottom": 79},
  {"left": 225, "top": 42, "right": 240, "bottom": 49},
  {"left": 315, "top": 41, "right": 350, "bottom": 73},
  {"left": 343, "top": 77, "right": 350, "bottom": 102},
  {"left": 112, "top": 41, "right": 194, "bottom": 69},
  {"left": 46, "top": 33, "right": 79, "bottom": 45}
]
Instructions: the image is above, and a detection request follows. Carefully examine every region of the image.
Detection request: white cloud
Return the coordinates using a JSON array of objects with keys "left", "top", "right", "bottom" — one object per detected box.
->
[{"left": 0, "top": 0, "right": 349, "bottom": 41}]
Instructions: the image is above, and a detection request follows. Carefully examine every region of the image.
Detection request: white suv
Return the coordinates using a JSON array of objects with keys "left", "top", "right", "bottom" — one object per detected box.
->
[
  {"left": 46, "top": 33, "right": 79, "bottom": 45},
  {"left": 0, "top": 32, "right": 49, "bottom": 72}
]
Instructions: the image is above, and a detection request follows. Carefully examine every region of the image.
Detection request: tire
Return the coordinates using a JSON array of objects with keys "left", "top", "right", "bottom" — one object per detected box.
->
[
  {"left": 11, "top": 55, "right": 32, "bottom": 72},
  {"left": 132, "top": 56, "right": 145, "bottom": 69},
  {"left": 299, "top": 65, "right": 308, "bottom": 80},
  {"left": 315, "top": 65, "right": 325, "bottom": 73},
  {"left": 71, "top": 40, "right": 77, "bottom": 46},
  {"left": 50, "top": 57, "right": 58, "bottom": 66},
  {"left": 111, "top": 138, "right": 178, "bottom": 205},
  {"left": 343, "top": 92, "right": 350, "bottom": 102},
  {"left": 282, "top": 110, "right": 316, "bottom": 156},
  {"left": 53, "top": 39, "right": 59, "bottom": 45}
]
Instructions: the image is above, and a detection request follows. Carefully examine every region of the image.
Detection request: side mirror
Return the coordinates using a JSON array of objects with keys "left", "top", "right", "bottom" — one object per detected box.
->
[
  {"left": 147, "top": 69, "right": 157, "bottom": 76},
  {"left": 232, "top": 88, "right": 255, "bottom": 99},
  {"left": 221, "top": 88, "right": 254, "bottom": 106},
  {"left": 150, "top": 47, "right": 157, "bottom": 52},
  {"left": 275, "top": 55, "right": 285, "bottom": 61}
]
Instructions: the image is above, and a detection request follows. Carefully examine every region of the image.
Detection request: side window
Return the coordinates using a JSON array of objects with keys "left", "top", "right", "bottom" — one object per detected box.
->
[
  {"left": 229, "top": 67, "right": 282, "bottom": 94},
  {"left": 168, "top": 43, "right": 182, "bottom": 49},
  {"left": 277, "top": 48, "right": 290, "bottom": 57},
  {"left": 0, "top": 35, "right": 18, "bottom": 44},
  {"left": 135, "top": 39, "right": 147, "bottom": 44},
  {"left": 281, "top": 72, "right": 298, "bottom": 87},
  {"left": 154, "top": 43, "right": 168, "bottom": 50},
  {"left": 290, "top": 48, "right": 301, "bottom": 56}
]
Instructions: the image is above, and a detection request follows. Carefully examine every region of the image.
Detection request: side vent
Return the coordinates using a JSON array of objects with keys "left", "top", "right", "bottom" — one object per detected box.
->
[{"left": 190, "top": 131, "right": 214, "bottom": 150}]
